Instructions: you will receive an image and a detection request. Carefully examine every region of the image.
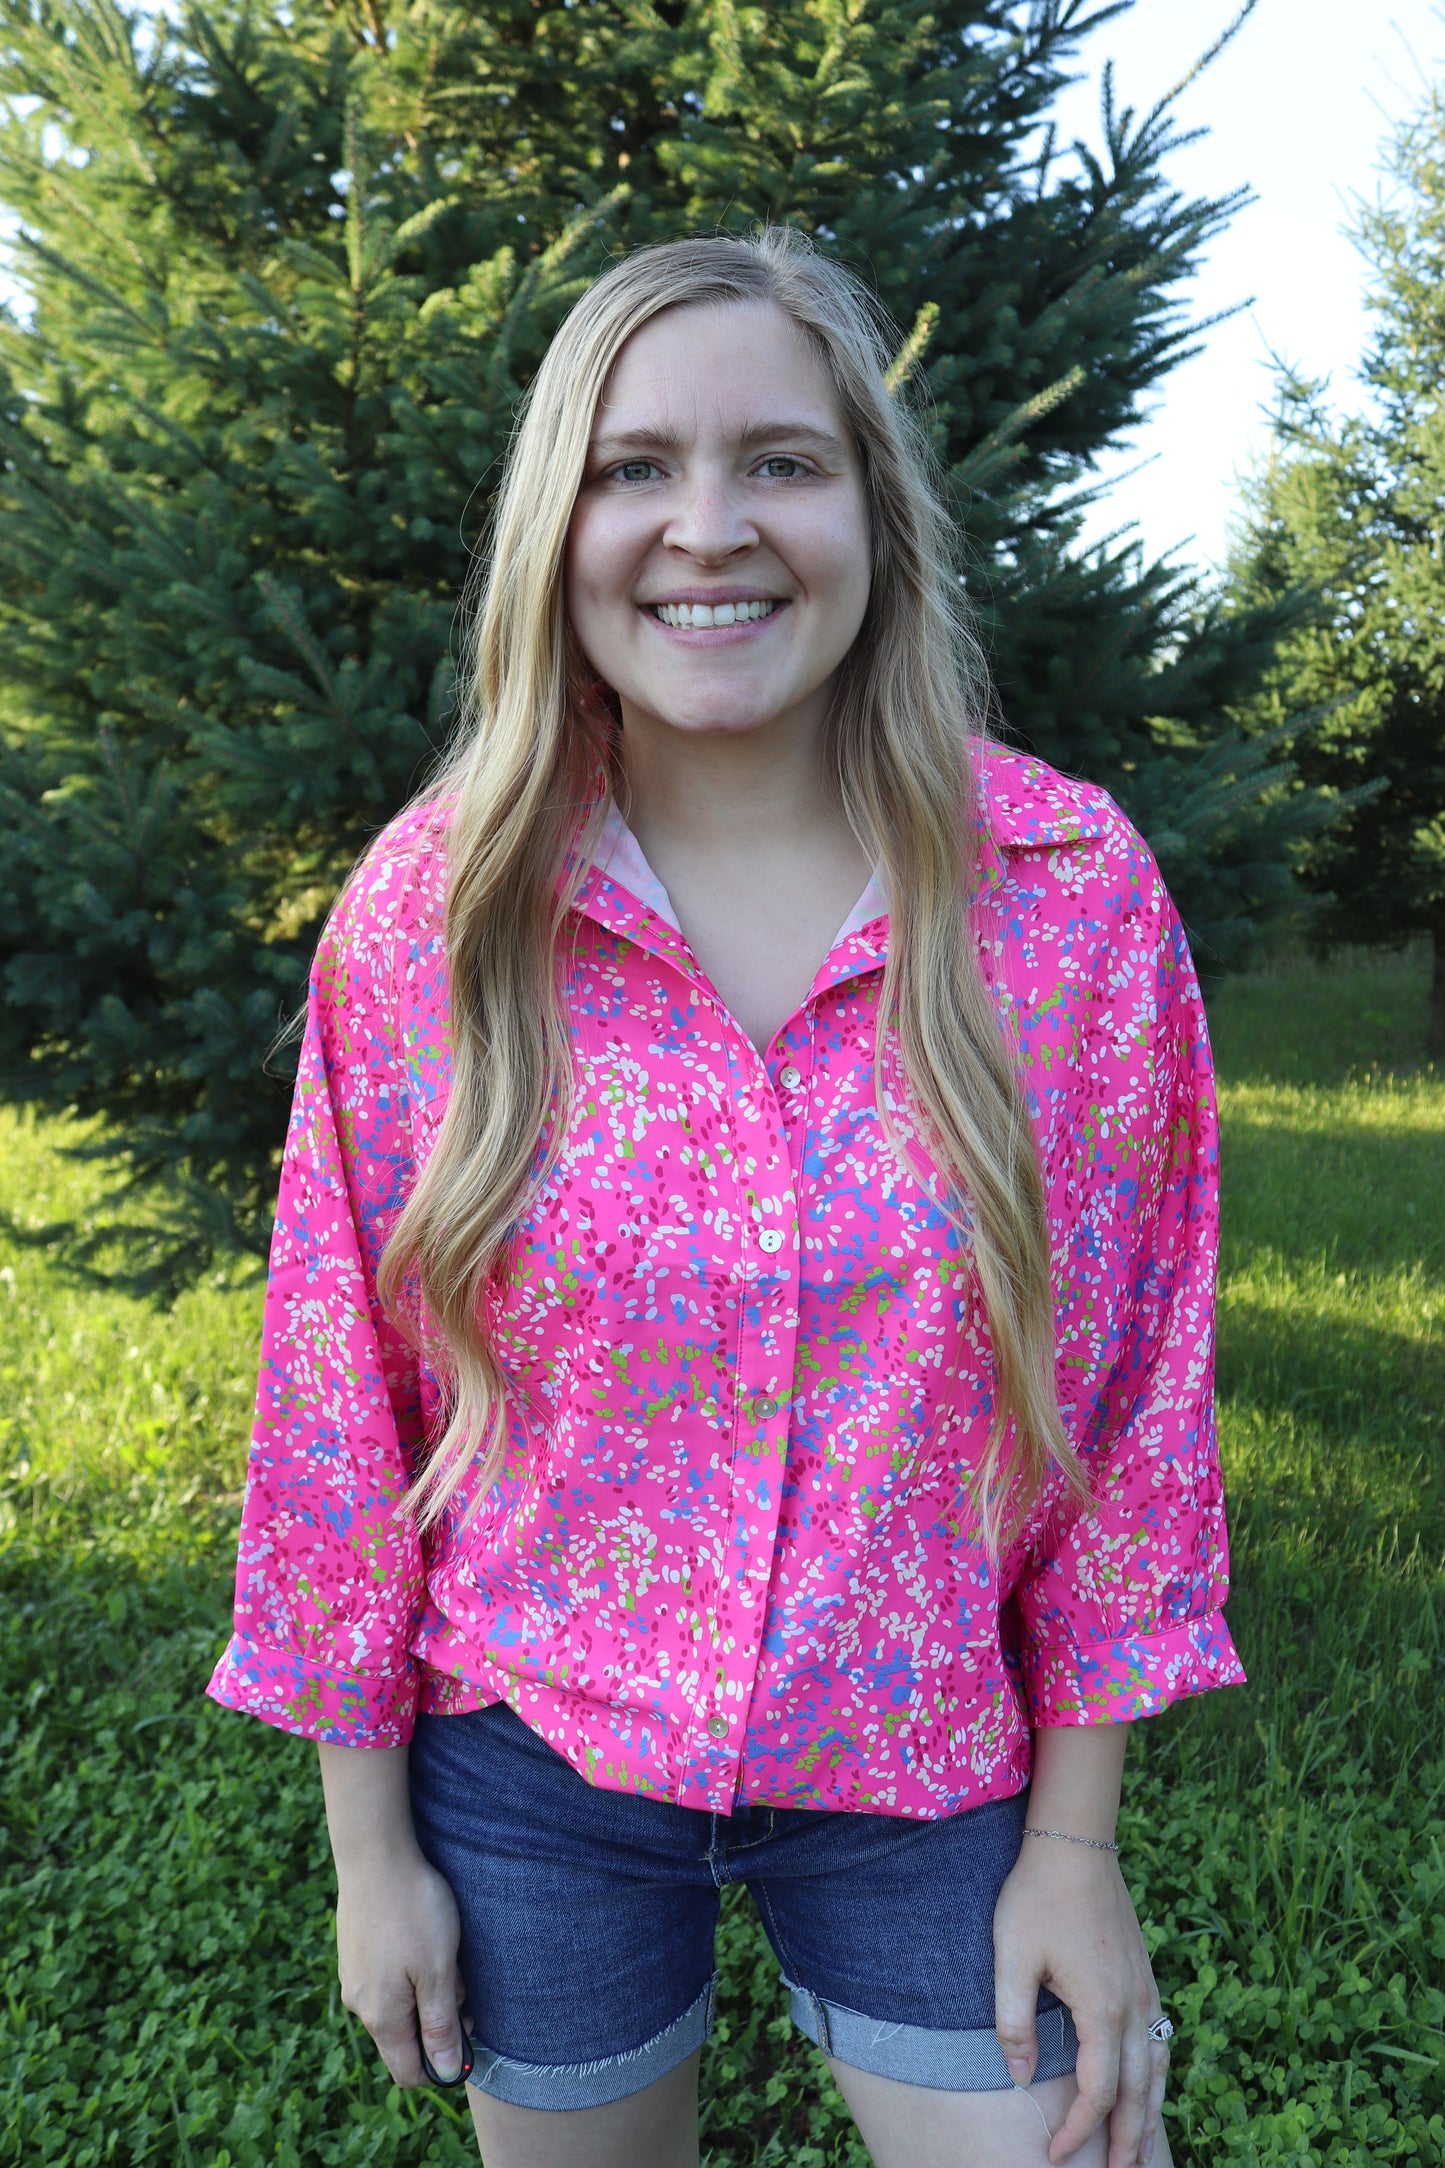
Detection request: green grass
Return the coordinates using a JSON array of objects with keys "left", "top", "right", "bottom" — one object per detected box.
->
[{"left": 2, "top": 943, "right": 1442, "bottom": 2167}]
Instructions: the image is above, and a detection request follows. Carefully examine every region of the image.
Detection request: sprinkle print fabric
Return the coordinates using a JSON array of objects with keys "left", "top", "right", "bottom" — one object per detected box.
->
[{"left": 207, "top": 743, "right": 1245, "bottom": 1816}]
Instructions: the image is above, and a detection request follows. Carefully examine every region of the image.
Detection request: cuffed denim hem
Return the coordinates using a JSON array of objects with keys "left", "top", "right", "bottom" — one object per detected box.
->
[
  {"left": 467, "top": 1976, "right": 717, "bottom": 2109},
  {"left": 785, "top": 1979, "right": 1079, "bottom": 2092}
]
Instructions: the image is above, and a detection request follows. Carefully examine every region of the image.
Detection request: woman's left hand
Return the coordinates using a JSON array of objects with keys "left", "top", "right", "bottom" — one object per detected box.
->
[{"left": 993, "top": 1837, "right": 1169, "bottom": 2167}]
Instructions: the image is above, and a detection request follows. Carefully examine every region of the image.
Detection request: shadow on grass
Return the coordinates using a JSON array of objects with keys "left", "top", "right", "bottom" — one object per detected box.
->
[
  {"left": 1218, "top": 1309, "right": 1441, "bottom": 1495},
  {"left": 1206, "top": 939, "right": 1436, "bottom": 1087},
  {"left": 1221, "top": 1121, "right": 1445, "bottom": 1280}
]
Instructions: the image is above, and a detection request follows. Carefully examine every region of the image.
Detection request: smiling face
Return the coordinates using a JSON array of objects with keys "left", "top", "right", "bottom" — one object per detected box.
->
[{"left": 564, "top": 300, "right": 873, "bottom": 751}]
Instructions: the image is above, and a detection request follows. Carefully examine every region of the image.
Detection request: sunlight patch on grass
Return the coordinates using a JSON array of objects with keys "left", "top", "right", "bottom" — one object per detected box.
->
[{"left": 0, "top": 1109, "right": 260, "bottom": 1547}]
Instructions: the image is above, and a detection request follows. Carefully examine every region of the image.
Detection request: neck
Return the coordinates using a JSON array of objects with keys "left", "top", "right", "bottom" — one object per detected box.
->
[
  {"left": 617, "top": 697, "right": 846, "bottom": 863},
  {"left": 608, "top": 691, "right": 874, "bottom": 1053}
]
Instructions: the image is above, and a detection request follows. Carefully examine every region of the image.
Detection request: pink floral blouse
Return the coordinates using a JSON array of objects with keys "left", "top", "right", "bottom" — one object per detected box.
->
[{"left": 207, "top": 743, "right": 1245, "bottom": 1817}]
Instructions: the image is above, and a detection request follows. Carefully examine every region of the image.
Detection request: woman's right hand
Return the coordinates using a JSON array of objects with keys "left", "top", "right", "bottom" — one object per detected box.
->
[
  {"left": 317, "top": 1741, "right": 469, "bottom": 2088},
  {"left": 335, "top": 1846, "right": 469, "bottom": 2086}
]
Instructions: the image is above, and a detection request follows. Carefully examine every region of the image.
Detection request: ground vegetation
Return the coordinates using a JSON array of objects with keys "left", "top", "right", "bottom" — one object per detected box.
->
[{"left": 2, "top": 949, "right": 1441, "bottom": 2166}]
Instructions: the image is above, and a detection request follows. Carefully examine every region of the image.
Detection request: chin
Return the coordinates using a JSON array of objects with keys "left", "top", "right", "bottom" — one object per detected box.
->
[
  {"left": 661, "top": 709, "right": 784, "bottom": 738},
  {"left": 648, "top": 681, "right": 803, "bottom": 737}
]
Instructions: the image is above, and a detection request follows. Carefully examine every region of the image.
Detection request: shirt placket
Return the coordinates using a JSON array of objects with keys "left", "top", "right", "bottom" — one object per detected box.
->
[
  {"left": 676, "top": 1005, "right": 803, "bottom": 1806},
  {"left": 686, "top": 929, "right": 889, "bottom": 1805},
  {"left": 571, "top": 875, "right": 798, "bottom": 1808},
  {"left": 572, "top": 873, "right": 896, "bottom": 1810}
]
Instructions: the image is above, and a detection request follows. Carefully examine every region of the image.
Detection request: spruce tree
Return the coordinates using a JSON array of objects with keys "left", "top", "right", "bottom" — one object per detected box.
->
[
  {"left": 1230, "top": 83, "right": 1445, "bottom": 1060},
  {"left": 0, "top": 0, "right": 1310, "bottom": 1280}
]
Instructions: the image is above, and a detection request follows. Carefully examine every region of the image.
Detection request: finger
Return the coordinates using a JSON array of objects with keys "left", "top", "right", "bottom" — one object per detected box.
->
[
  {"left": 417, "top": 1976, "right": 466, "bottom": 2084},
  {"left": 993, "top": 1954, "right": 1043, "bottom": 2087},
  {"left": 363, "top": 1999, "right": 427, "bottom": 2089},
  {"left": 1106, "top": 2017, "right": 1153, "bottom": 2168},
  {"left": 1048, "top": 2014, "right": 1121, "bottom": 2164},
  {"left": 1138, "top": 2042, "right": 1170, "bottom": 2166}
]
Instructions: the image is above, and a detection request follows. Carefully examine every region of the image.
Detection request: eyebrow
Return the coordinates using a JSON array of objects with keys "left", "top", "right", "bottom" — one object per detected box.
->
[{"left": 588, "top": 418, "right": 849, "bottom": 461}]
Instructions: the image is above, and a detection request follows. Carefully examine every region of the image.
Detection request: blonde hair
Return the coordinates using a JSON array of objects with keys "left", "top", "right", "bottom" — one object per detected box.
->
[{"left": 378, "top": 229, "right": 1087, "bottom": 1551}]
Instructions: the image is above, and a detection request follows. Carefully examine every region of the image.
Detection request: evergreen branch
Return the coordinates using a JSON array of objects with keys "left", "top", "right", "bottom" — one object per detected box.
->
[
  {"left": 885, "top": 301, "right": 939, "bottom": 395},
  {"left": 252, "top": 576, "right": 340, "bottom": 703},
  {"left": 236, "top": 270, "right": 301, "bottom": 334},
  {"left": 536, "top": 184, "right": 633, "bottom": 282},
  {"left": 485, "top": 185, "right": 630, "bottom": 409},
  {"left": 271, "top": 238, "right": 350, "bottom": 287},
  {"left": 1143, "top": 0, "right": 1262, "bottom": 138},
  {"left": 951, "top": 365, "right": 1086, "bottom": 493},
  {"left": 425, "top": 654, "right": 457, "bottom": 745},
  {"left": 5, "top": 234, "right": 162, "bottom": 339},
  {"left": 103, "top": 397, "right": 222, "bottom": 481},
  {"left": 191, "top": 709, "right": 341, "bottom": 774},
  {"left": 387, "top": 194, "right": 459, "bottom": 264},
  {"left": 344, "top": 92, "right": 368, "bottom": 297},
  {"left": 257, "top": 103, "right": 301, "bottom": 190}
]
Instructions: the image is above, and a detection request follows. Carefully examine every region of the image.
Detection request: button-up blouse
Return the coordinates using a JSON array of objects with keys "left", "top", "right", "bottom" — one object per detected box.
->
[{"left": 207, "top": 743, "right": 1245, "bottom": 1818}]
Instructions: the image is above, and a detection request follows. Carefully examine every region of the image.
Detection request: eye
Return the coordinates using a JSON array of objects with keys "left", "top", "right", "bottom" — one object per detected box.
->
[
  {"left": 755, "top": 455, "right": 810, "bottom": 480},
  {"left": 608, "top": 459, "right": 663, "bottom": 485}
]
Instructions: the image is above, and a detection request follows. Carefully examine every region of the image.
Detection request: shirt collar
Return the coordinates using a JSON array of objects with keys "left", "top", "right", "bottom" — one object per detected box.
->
[
  {"left": 582, "top": 801, "right": 887, "bottom": 955},
  {"left": 590, "top": 803, "right": 681, "bottom": 931},
  {"left": 572, "top": 742, "right": 1106, "bottom": 963},
  {"left": 979, "top": 744, "right": 1108, "bottom": 852}
]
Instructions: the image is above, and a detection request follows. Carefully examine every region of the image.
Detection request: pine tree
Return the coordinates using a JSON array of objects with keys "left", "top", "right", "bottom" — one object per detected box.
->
[
  {"left": 0, "top": 0, "right": 1311, "bottom": 1281},
  {"left": 1230, "top": 84, "right": 1445, "bottom": 1060}
]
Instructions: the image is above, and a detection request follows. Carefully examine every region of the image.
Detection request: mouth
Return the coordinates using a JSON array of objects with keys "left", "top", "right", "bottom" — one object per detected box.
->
[{"left": 647, "top": 598, "right": 781, "bottom": 629}]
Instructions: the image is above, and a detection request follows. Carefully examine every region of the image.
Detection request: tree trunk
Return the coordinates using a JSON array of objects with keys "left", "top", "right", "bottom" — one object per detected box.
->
[{"left": 1431, "top": 927, "right": 1445, "bottom": 1066}]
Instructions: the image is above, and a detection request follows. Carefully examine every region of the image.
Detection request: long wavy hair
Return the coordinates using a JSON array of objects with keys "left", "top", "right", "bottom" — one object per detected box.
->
[{"left": 377, "top": 228, "right": 1087, "bottom": 1552}]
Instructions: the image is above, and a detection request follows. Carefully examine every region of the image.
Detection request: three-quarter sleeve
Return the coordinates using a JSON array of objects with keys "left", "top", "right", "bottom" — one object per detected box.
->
[
  {"left": 206, "top": 866, "right": 429, "bottom": 1746},
  {"left": 1012, "top": 871, "right": 1247, "bottom": 1727}
]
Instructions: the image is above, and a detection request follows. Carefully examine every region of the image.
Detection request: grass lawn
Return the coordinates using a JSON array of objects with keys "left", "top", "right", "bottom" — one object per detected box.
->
[{"left": 2, "top": 945, "right": 1442, "bottom": 2167}]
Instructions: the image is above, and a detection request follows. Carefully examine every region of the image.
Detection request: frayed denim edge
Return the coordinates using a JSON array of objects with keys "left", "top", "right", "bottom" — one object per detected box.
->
[
  {"left": 782, "top": 1977, "right": 1079, "bottom": 2094},
  {"left": 467, "top": 1975, "right": 718, "bottom": 2110}
]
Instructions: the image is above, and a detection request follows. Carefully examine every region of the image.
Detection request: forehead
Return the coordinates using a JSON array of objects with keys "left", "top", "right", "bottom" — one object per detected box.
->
[{"left": 592, "top": 300, "right": 843, "bottom": 439}]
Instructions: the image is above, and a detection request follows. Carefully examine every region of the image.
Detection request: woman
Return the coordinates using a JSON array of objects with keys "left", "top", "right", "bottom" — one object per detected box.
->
[{"left": 209, "top": 230, "right": 1244, "bottom": 2168}]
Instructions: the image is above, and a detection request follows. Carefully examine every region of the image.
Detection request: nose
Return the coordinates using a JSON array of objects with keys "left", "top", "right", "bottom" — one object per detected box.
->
[{"left": 661, "top": 465, "right": 758, "bottom": 563}]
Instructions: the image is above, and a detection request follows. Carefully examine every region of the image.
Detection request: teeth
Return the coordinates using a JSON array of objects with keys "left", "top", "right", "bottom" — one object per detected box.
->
[{"left": 652, "top": 600, "right": 777, "bottom": 628}]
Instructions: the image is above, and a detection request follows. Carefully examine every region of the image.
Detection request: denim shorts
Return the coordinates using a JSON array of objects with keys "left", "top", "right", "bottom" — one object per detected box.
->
[{"left": 408, "top": 1702, "right": 1078, "bottom": 2110}]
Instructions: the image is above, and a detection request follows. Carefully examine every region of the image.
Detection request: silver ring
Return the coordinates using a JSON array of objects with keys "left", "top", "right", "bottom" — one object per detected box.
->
[{"left": 1146, "top": 2016, "right": 1175, "bottom": 2045}]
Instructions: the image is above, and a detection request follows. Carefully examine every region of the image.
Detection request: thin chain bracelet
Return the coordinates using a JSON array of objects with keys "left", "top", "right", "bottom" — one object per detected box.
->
[{"left": 1022, "top": 1825, "right": 1120, "bottom": 1854}]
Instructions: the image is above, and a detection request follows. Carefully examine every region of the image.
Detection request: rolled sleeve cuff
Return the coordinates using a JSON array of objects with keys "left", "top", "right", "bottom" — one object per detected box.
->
[
  {"left": 205, "top": 1631, "right": 419, "bottom": 1746},
  {"left": 1023, "top": 1611, "right": 1247, "bottom": 1727}
]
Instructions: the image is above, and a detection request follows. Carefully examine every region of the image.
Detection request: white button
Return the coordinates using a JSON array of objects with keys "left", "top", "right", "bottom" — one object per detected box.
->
[
  {"left": 707, "top": 1716, "right": 729, "bottom": 1739},
  {"left": 779, "top": 1065, "right": 802, "bottom": 1091},
  {"left": 751, "top": 1394, "right": 781, "bottom": 1421},
  {"left": 758, "top": 1227, "right": 784, "bottom": 1254}
]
